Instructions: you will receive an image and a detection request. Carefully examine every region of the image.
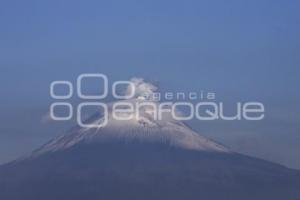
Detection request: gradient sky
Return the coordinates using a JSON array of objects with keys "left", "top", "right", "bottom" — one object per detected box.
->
[{"left": 0, "top": 0, "right": 300, "bottom": 168}]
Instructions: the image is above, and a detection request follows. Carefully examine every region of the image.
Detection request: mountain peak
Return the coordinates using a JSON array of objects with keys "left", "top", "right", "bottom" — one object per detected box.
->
[{"left": 32, "top": 98, "right": 230, "bottom": 157}]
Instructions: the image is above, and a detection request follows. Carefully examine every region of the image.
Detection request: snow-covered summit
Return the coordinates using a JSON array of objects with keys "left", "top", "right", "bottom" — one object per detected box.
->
[{"left": 32, "top": 78, "right": 230, "bottom": 157}]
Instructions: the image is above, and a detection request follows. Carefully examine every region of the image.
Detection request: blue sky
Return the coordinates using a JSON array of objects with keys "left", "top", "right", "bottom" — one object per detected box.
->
[{"left": 0, "top": 0, "right": 300, "bottom": 168}]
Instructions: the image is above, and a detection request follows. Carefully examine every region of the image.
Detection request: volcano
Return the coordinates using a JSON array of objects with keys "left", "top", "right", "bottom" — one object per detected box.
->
[{"left": 1, "top": 79, "right": 300, "bottom": 200}]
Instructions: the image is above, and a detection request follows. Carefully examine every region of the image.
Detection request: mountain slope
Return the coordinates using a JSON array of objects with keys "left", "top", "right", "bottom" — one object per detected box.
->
[
  {"left": 0, "top": 141, "right": 300, "bottom": 200},
  {"left": 0, "top": 98, "right": 300, "bottom": 200}
]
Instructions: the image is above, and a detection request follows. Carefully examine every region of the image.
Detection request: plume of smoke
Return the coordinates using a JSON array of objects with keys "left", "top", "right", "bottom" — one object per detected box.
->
[
  {"left": 41, "top": 112, "right": 53, "bottom": 123},
  {"left": 123, "top": 78, "right": 184, "bottom": 122},
  {"left": 125, "top": 78, "right": 157, "bottom": 100}
]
